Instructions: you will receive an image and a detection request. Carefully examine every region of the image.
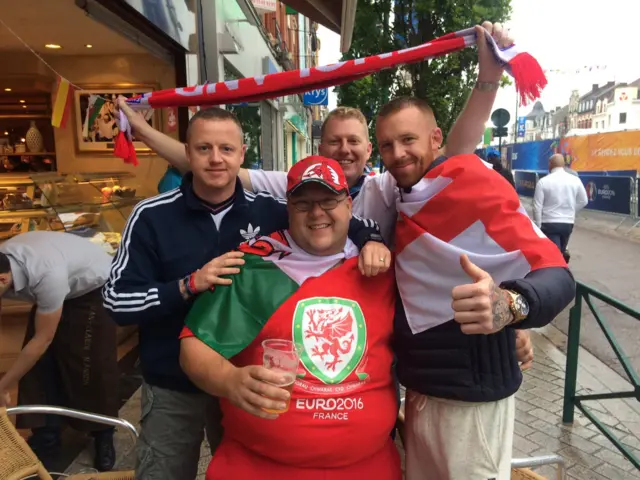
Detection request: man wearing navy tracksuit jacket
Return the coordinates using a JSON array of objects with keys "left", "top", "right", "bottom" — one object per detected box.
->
[{"left": 102, "top": 108, "right": 384, "bottom": 480}]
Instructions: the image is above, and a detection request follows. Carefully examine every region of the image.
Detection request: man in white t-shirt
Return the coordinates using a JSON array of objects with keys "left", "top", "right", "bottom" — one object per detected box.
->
[{"left": 533, "top": 153, "right": 588, "bottom": 256}]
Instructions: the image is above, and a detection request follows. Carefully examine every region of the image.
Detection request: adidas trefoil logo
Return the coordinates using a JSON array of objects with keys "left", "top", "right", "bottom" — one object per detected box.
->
[{"left": 240, "top": 223, "right": 260, "bottom": 240}]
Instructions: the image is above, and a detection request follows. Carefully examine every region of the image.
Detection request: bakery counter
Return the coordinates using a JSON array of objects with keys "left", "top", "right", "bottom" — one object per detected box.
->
[{"left": 0, "top": 170, "right": 152, "bottom": 243}]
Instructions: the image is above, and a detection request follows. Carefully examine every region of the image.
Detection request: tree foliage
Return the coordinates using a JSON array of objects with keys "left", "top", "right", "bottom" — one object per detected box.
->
[
  {"left": 336, "top": 0, "right": 511, "bottom": 160},
  {"left": 225, "top": 63, "right": 262, "bottom": 168}
]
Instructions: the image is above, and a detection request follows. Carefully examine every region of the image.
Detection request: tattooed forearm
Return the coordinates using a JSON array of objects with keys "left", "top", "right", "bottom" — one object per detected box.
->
[{"left": 491, "top": 285, "right": 514, "bottom": 331}]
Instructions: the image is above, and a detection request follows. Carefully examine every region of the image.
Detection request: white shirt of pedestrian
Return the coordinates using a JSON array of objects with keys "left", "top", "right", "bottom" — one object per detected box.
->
[{"left": 533, "top": 167, "right": 588, "bottom": 226}]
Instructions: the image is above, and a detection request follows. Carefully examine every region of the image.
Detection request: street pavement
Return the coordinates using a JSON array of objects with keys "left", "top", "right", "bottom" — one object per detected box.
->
[
  {"left": 66, "top": 326, "right": 640, "bottom": 479},
  {"left": 520, "top": 199, "right": 640, "bottom": 379},
  {"left": 64, "top": 204, "right": 640, "bottom": 479}
]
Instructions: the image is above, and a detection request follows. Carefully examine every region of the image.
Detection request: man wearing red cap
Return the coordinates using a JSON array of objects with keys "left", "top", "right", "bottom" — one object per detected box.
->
[{"left": 180, "top": 155, "right": 401, "bottom": 480}]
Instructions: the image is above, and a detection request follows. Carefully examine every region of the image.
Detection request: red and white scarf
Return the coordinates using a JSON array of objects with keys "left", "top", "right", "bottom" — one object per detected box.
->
[{"left": 114, "top": 27, "right": 546, "bottom": 162}]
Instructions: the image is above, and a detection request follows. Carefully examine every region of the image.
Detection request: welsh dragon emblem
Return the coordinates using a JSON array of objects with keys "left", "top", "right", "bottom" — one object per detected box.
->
[
  {"left": 293, "top": 297, "right": 366, "bottom": 385},
  {"left": 237, "top": 230, "right": 291, "bottom": 260},
  {"left": 305, "top": 307, "right": 355, "bottom": 371}
]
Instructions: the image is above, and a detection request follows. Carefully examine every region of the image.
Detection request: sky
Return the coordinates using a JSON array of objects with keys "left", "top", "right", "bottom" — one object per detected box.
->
[{"left": 318, "top": 0, "right": 640, "bottom": 122}]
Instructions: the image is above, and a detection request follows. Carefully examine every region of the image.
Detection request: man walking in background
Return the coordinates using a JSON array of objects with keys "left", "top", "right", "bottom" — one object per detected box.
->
[
  {"left": 533, "top": 153, "right": 588, "bottom": 259},
  {"left": 487, "top": 147, "right": 515, "bottom": 188}
]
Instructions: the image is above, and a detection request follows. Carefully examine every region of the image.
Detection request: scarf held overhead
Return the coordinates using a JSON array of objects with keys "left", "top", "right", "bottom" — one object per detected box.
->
[
  {"left": 115, "top": 27, "right": 545, "bottom": 162},
  {"left": 123, "top": 27, "right": 545, "bottom": 111}
]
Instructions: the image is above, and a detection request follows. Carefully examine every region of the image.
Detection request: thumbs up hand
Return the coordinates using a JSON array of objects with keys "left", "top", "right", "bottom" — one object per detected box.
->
[{"left": 451, "top": 254, "right": 514, "bottom": 335}]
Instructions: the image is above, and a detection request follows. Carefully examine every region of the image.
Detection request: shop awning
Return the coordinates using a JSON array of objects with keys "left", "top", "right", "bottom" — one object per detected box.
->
[
  {"left": 281, "top": 0, "right": 357, "bottom": 52},
  {"left": 284, "top": 112, "right": 308, "bottom": 138}
]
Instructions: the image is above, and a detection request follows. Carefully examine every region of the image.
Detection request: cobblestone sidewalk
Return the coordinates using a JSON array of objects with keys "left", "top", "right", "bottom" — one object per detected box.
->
[
  {"left": 65, "top": 325, "right": 640, "bottom": 479},
  {"left": 514, "top": 325, "right": 640, "bottom": 479}
]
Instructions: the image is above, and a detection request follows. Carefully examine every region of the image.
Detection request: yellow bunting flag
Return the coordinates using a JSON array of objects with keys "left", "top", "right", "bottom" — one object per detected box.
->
[{"left": 51, "top": 77, "right": 74, "bottom": 128}]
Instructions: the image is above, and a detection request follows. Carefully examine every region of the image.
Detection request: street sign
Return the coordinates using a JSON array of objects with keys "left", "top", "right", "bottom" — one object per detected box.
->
[
  {"left": 303, "top": 88, "right": 329, "bottom": 106},
  {"left": 252, "top": 0, "right": 277, "bottom": 12},
  {"left": 491, "top": 108, "right": 511, "bottom": 127},
  {"left": 517, "top": 116, "right": 526, "bottom": 138},
  {"left": 493, "top": 127, "right": 508, "bottom": 138}
]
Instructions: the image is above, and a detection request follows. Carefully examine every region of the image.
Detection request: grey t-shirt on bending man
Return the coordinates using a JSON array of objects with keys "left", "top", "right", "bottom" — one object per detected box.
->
[{"left": 0, "top": 231, "right": 113, "bottom": 313}]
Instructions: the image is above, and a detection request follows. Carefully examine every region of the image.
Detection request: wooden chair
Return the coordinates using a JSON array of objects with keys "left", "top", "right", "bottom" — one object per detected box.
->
[
  {"left": 396, "top": 398, "right": 566, "bottom": 480},
  {"left": 66, "top": 473, "right": 135, "bottom": 480},
  {"left": 0, "top": 407, "right": 51, "bottom": 480},
  {"left": 2, "top": 405, "right": 136, "bottom": 480}
]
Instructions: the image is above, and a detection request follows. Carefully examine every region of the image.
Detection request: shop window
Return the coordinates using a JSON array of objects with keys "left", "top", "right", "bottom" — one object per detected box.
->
[
  {"left": 224, "top": 64, "right": 262, "bottom": 169},
  {"left": 0, "top": 91, "right": 56, "bottom": 173},
  {"left": 620, "top": 112, "right": 627, "bottom": 124}
]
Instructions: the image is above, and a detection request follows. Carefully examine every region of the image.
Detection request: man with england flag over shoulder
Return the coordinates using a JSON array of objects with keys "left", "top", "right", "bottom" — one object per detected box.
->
[{"left": 375, "top": 95, "right": 575, "bottom": 479}]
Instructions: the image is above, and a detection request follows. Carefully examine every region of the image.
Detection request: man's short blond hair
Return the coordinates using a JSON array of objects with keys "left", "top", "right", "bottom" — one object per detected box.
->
[
  {"left": 377, "top": 96, "right": 436, "bottom": 124},
  {"left": 321, "top": 107, "right": 369, "bottom": 140}
]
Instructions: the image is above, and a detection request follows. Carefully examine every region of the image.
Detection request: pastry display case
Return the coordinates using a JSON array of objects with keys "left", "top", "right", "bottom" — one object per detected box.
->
[{"left": 0, "top": 171, "right": 153, "bottom": 254}]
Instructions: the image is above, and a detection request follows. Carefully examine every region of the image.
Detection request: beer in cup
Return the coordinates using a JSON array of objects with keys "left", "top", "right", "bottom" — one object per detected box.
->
[{"left": 262, "top": 339, "right": 300, "bottom": 414}]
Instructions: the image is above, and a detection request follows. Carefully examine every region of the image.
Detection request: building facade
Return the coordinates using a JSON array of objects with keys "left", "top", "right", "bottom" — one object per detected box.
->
[
  {"left": 200, "top": 0, "right": 355, "bottom": 170},
  {"left": 592, "top": 82, "right": 640, "bottom": 132},
  {"left": 522, "top": 79, "right": 640, "bottom": 140}
]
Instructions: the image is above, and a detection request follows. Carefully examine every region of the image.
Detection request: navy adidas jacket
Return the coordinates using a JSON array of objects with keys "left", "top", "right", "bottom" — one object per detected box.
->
[{"left": 103, "top": 172, "right": 380, "bottom": 392}]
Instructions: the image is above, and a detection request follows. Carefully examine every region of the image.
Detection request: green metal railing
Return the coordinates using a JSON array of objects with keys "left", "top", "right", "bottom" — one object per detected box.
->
[{"left": 562, "top": 282, "right": 640, "bottom": 470}]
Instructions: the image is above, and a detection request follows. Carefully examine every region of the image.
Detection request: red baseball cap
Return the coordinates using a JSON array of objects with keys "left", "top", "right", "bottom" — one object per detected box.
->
[{"left": 286, "top": 155, "right": 349, "bottom": 196}]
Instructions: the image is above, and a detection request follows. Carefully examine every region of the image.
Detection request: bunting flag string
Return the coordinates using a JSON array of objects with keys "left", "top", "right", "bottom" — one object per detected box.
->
[
  {"left": 0, "top": 16, "right": 118, "bottom": 130},
  {"left": 543, "top": 65, "right": 608, "bottom": 75},
  {"left": 51, "top": 76, "right": 75, "bottom": 129}
]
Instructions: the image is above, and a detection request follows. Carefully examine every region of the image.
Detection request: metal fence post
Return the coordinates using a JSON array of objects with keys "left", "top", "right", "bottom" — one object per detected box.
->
[
  {"left": 631, "top": 177, "right": 640, "bottom": 220},
  {"left": 563, "top": 285, "right": 583, "bottom": 424}
]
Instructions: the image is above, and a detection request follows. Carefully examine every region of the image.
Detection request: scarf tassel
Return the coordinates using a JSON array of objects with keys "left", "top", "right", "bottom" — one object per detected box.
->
[
  {"left": 508, "top": 52, "right": 548, "bottom": 106},
  {"left": 113, "top": 131, "right": 139, "bottom": 166},
  {"left": 114, "top": 110, "right": 139, "bottom": 166}
]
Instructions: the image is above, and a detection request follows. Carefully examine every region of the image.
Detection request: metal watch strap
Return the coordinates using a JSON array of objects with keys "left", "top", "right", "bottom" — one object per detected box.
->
[
  {"left": 475, "top": 81, "right": 500, "bottom": 92},
  {"left": 506, "top": 290, "right": 526, "bottom": 324}
]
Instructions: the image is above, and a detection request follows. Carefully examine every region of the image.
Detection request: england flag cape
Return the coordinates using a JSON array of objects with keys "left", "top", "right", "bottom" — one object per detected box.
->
[{"left": 394, "top": 155, "right": 567, "bottom": 334}]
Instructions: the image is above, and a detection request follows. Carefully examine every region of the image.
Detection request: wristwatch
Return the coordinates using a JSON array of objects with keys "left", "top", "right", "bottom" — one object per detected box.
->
[
  {"left": 505, "top": 290, "right": 529, "bottom": 324},
  {"left": 360, "top": 232, "right": 385, "bottom": 250}
]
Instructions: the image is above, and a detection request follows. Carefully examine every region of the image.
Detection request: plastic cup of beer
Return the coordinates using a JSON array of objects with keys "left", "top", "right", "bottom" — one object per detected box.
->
[{"left": 261, "top": 339, "right": 300, "bottom": 414}]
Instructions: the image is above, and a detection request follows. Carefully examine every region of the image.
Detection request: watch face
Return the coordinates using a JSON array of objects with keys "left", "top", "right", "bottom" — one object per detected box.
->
[{"left": 516, "top": 296, "right": 530, "bottom": 316}]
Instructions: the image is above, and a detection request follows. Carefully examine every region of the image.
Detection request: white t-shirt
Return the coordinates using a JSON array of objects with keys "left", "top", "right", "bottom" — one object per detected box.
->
[
  {"left": 248, "top": 170, "right": 398, "bottom": 243},
  {"left": 533, "top": 167, "right": 588, "bottom": 226}
]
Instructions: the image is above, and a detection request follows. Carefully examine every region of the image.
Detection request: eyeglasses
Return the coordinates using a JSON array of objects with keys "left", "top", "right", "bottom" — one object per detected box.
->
[{"left": 290, "top": 195, "right": 347, "bottom": 212}]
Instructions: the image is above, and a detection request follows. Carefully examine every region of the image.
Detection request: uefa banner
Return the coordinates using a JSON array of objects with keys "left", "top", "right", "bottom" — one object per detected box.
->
[
  {"left": 510, "top": 139, "right": 558, "bottom": 171},
  {"left": 579, "top": 175, "right": 632, "bottom": 215},
  {"left": 514, "top": 171, "right": 537, "bottom": 197},
  {"left": 561, "top": 131, "right": 640, "bottom": 172}
]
